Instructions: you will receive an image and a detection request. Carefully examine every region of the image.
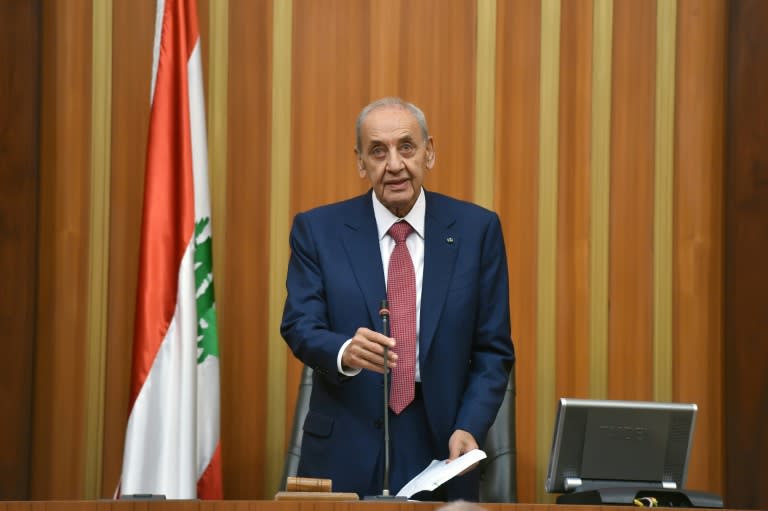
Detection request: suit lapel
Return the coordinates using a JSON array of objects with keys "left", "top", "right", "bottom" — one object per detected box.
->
[
  {"left": 341, "top": 192, "right": 387, "bottom": 328},
  {"left": 420, "top": 192, "right": 458, "bottom": 360}
]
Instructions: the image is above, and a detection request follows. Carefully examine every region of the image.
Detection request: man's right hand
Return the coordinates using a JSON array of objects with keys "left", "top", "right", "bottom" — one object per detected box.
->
[{"left": 341, "top": 327, "right": 398, "bottom": 374}]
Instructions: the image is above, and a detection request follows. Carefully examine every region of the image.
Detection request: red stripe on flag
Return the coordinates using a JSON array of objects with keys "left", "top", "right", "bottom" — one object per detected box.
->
[
  {"left": 197, "top": 442, "right": 223, "bottom": 499},
  {"left": 130, "top": 0, "right": 198, "bottom": 408}
]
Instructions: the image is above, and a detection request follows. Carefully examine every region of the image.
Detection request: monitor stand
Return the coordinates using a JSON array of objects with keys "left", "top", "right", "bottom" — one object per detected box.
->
[{"left": 556, "top": 486, "right": 723, "bottom": 508}]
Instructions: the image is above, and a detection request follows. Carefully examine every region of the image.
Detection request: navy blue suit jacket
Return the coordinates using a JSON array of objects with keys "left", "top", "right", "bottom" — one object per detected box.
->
[{"left": 281, "top": 189, "right": 514, "bottom": 498}]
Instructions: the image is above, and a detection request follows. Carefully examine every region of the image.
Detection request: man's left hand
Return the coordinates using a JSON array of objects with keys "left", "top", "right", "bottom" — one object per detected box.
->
[{"left": 447, "top": 429, "right": 480, "bottom": 473}]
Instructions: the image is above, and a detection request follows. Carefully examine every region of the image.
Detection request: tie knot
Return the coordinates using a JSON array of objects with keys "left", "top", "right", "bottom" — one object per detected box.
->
[{"left": 388, "top": 221, "right": 413, "bottom": 244}]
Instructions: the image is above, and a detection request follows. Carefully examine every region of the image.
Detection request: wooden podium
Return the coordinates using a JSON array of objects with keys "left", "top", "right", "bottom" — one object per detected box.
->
[{"left": 0, "top": 502, "right": 733, "bottom": 511}]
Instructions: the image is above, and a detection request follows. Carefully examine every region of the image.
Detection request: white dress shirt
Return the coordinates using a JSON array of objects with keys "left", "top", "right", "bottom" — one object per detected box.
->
[{"left": 337, "top": 188, "right": 425, "bottom": 380}]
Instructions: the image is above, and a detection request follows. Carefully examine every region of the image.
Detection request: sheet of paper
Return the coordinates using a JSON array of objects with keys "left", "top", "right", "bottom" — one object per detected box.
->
[{"left": 396, "top": 448, "right": 487, "bottom": 498}]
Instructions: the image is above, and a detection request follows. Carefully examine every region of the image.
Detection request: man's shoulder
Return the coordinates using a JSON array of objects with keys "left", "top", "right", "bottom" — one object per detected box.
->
[
  {"left": 425, "top": 190, "right": 498, "bottom": 220},
  {"left": 297, "top": 192, "right": 370, "bottom": 221}
]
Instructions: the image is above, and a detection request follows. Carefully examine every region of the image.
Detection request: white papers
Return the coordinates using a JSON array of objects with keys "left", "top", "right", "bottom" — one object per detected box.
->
[{"left": 396, "top": 449, "right": 487, "bottom": 498}]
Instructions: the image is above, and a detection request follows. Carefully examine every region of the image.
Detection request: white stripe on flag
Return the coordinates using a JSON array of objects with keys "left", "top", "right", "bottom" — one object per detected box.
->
[{"left": 121, "top": 246, "right": 199, "bottom": 498}]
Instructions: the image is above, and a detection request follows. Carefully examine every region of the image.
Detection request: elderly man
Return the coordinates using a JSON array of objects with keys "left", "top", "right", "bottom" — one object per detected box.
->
[{"left": 281, "top": 97, "right": 515, "bottom": 501}]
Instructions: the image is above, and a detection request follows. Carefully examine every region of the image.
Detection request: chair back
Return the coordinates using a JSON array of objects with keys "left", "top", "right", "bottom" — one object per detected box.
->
[
  {"left": 478, "top": 365, "right": 517, "bottom": 502},
  {"left": 280, "top": 365, "right": 313, "bottom": 489}
]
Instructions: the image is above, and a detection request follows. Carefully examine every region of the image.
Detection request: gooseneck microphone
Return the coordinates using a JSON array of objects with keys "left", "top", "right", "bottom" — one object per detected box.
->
[
  {"left": 379, "top": 300, "right": 392, "bottom": 496},
  {"left": 364, "top": 299, "right": 407, "bottom": 500}
]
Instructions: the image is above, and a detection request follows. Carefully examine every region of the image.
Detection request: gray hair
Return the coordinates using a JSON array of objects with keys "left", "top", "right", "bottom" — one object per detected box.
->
[{"left": 355, "top": 97, "right": 430, "bottom": 153}]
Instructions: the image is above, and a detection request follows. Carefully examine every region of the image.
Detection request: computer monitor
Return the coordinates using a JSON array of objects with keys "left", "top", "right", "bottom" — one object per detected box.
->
[{"left": 545, "top": 398, "right": 697, "bottom": 494}]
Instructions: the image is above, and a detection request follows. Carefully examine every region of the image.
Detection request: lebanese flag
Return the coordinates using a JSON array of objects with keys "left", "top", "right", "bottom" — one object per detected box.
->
[{"left": 119, "top": 0, "right": 222, "bottom": 499}]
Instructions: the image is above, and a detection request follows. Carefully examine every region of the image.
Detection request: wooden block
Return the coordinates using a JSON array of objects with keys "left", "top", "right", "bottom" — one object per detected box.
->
[
  {"left": 285, "top": 476, "right": 333, "bottom": 492},
  {"left": 274, "top": 491, "right": 359, "bottom": 501}
]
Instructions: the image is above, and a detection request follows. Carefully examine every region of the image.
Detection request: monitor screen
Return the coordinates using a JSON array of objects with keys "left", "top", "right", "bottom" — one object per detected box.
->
[{"left": 545, "top": 398, "right": 697, "bottom": 494}]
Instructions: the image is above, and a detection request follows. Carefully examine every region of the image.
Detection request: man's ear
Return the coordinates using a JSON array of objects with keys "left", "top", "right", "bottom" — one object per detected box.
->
[
  {"left": 425, "top": 137, "right": 436, "bottom": 169},
  {"left": 355, "top": 148, "right": 366, "bottom": 177}
]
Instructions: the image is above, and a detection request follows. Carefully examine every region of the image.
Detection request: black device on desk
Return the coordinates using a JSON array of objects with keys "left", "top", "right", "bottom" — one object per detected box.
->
[{"left": 545, "top": 398, "right": 723, "bottom": 508}]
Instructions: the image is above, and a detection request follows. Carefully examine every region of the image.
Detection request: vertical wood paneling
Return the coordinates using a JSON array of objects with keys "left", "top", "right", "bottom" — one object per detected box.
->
[
  {"left": 474, "top": 0, "right": 496, "bottom": 209},
  {"left": 267, "top": 0, "right": 292, "bottom": 494},
  {"left": 202, "top": 0, "right": 230, "bottom": 292},
  {"left": 102, "top": 0, "right": 154, "bottom": 497},
  {"left": 607, "top": 0, "right": 656, "bottom": 400},
  {"left": 674, "top": 0, "right": 725, "bottom": 496},
  {"left": 223, "top": 0, "right": 272, "bottom": 499},
  {"left": 535, "top": 0, "right": 560, "bottom": 501},
  {"left": 724, "top": 1, "right": 768, "bottom": 508},
  {"left": 33, "top": 0, "right": 92, "bottom": 499},
  {"left": 291, "top": 0, "right": 370, "bottom": 216},
  {"left": 368, "top": 1, "right": 401, "bottom": 97},
  {"left": 589, "top": 0, "right": 613, "bottom": 400},
  {"left": 556, "top": 0, "right": 592, "bottom": 400},
  {"left": 495, "top": 0, "right": 541, "bottom": 503},
  {"left": 0, "top": 0, "right": 40, "bottom": 500},
  {"left": 84, "top": 0, "right": 112, "bottom": 497},
  {"left": 397, "top": 0, "right": 477, "bottom": 202},
  {"left": 291, "top": 0, "right": 477, "bottom": 210},
  {"left": 652, "top": 0, "right": 676, "bottom": 404},
  {"left": 198, "top": 0, "right": 210, "bottom": 74}
]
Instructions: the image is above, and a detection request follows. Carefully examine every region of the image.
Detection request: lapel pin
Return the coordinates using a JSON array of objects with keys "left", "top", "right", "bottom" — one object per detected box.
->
[{"left": 446, "top": 237, "right": 455, "bottom": 244}]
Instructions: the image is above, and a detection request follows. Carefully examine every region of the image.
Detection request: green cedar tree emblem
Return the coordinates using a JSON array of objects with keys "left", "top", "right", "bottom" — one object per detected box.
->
[{"left": 194, "top": 217, "right": 219, "bottom": 363}]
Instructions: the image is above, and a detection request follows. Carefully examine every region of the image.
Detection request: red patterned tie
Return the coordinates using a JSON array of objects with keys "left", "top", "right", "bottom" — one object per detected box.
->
[{"left": 387, "top": 221, "right": 417, "bottom": 414}]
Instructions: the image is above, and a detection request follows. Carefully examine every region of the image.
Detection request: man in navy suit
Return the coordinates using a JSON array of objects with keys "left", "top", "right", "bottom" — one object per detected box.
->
[{"left": 281, "top": 98, "right": 514, "bottom": 501}]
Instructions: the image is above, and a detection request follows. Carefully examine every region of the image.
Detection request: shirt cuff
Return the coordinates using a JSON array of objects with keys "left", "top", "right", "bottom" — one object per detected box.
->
[{"left": 337, "top": 338, "right": 362, "bottom": 377}]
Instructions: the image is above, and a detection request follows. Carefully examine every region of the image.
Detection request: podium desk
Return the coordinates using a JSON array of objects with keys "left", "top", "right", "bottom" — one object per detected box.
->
[{"left": 0, "top": 502, "right": 730, "bottom": 511}]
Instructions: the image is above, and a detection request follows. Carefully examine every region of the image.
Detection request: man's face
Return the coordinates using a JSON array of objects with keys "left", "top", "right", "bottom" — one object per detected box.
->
[{"left": 356, "top": 105, "right": 435, "bottom": 217}]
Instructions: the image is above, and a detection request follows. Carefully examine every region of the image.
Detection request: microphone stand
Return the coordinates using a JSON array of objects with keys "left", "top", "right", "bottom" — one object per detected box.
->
[{"left": 364, "top": 299, "right": 408, "bottom": 501}]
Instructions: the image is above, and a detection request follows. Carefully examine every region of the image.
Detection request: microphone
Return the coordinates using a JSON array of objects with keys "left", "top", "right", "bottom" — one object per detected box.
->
[
  {"left": 380, "top": 300, "right": 392, "bottom": 495},
  {"left": 364, "top": 299, "right": 407, "bottom": 500}
]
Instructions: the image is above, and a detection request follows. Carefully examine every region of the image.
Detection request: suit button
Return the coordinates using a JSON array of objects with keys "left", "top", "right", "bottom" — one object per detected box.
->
[{"left": 374, "top": 418, "right": 384, "bottom": 429}]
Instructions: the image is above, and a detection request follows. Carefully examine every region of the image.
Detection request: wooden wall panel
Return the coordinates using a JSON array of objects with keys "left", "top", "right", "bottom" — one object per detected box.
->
[
  {"left": 395, "top": 0, "right": 477, "bottom": 202},
  {"left": 10, "top": 0, "right": 739, "bottom": 503},
  {"left": 0, "top": 0, "right": 40, "bottom": 500},
  {"left": 724, "top": 1, "right": 768, "bottom": 508},
  {"left": 102, "top": 0, "right": 155, "bottom": 498},
  {"left": 32, "top": 0, "right": 92, "bottom": 499},
  {"left": 290, "top": 0, "right": 477, "bottom": 213},
  {"left": 221, "top": 0, "right": 273, "bottom": 499},
  {"left": 198, "top": 0, "right": 210, "bottom": 83},
  {"left": 495, "top": 0, "right": 541, "bottom": 502},
  {"left": 674, "top": 0, "right": 725, "bottom": 496},
  {"left": 607, "top": 0, "right": 656, "bottom": 400},
  {"left": 555, "top": 0, "right": 592, "bottom": 400},
  {"left": 291, "top": 0, "right": 370, "bottom": 216}
]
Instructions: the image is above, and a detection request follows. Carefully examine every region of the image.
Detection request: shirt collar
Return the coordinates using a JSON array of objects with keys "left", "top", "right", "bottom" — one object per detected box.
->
[{"left": 372, "top": 187, "right": 426, "bottom": 241}]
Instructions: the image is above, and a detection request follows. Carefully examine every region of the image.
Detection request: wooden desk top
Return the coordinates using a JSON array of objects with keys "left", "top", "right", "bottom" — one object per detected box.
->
[{"left": 0, "top": 501, "right": 729, "bottom": 511}]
